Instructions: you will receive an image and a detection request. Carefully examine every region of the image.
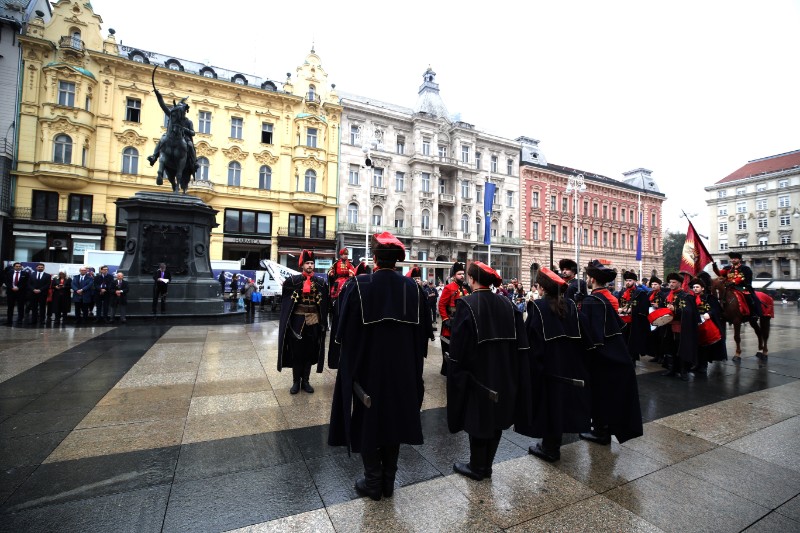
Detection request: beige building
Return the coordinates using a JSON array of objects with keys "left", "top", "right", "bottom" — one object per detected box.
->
[
  {"left": 10, "top": 0, "right": 341, "bottom": 270},
  {"left": 338, "top": 68, "right": 522, "bottom": 282},
  {"left": 705, "top": 149, "right": 800, "bottom": 282}
]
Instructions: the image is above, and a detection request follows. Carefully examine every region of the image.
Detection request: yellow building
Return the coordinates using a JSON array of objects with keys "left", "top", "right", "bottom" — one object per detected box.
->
[{"left": 11, "top": 0, "right": 341, "bottom": 270}]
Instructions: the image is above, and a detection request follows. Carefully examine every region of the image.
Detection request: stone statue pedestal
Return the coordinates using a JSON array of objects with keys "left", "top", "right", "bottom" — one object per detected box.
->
[{"left": 116, "top": 192, "right": 224, "bottom": 316}]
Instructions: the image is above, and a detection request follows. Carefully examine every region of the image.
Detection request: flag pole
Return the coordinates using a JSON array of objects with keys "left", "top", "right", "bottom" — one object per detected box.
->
[{"left": 637, "top": 190, "right": 643, "bottom": 281}]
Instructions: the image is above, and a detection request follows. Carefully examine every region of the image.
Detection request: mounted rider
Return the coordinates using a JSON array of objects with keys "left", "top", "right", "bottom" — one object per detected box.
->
[
  {"left": 147, "top": 88, "right": 198, "bottom": 176},
  {"left": 712, "top": 251, "right": 762, "bottom": 318}
]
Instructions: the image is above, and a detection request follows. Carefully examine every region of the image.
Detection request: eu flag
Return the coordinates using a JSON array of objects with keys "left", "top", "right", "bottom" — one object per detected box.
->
[
  {"left": 483, "top": 182, "right": 496, "bottom": 245},
  {"left": 635, "top": 211, "right": 643, "bottom": 261}
]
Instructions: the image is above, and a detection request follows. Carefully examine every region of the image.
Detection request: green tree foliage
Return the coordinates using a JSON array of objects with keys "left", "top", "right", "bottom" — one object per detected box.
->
[{"left": 662, "top": 231, "right": 686, "bottom": 276}]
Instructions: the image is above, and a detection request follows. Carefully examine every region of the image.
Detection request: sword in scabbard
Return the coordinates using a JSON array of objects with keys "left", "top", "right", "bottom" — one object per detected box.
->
[
  {"left": 444, "top": 353, "right": 499, "bottom": 403},
  {"left": 353, "top": 381, "right": 372, "bottom": 408},
  {"left": 547, "top": 374, "right": 585, "bottom": 388}
]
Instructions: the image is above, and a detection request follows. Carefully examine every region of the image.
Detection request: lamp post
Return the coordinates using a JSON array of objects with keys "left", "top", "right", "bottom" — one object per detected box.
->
[
  {"left": 565, "top": 174, "right": 586, "bottom": 267},
  {"left": 358, "top": 124, "right": 383, "bottom": 259}
]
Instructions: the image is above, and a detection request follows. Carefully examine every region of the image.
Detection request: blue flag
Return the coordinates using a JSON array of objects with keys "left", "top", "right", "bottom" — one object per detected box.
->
[
  {"left": 635, "top": 211, "right": 643, "bottom": 261},
  {"left": 483, "top": 182, "right": 496, "bottom": 245}
]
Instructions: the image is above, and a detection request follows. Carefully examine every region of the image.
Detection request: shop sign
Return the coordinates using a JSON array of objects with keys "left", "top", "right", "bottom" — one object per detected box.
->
[{"left": 224, "top": 236, "right": 271, "bottom": 245}]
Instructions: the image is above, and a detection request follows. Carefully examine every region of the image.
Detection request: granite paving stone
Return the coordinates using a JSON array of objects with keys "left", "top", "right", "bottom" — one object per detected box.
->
[
  {"left": 777, "top": 494, "right": 800, "bottom": 522},
  {"left": 741, "top": 511, "right": 800, "bottom": 533},
  {"left": 225, "top": 508, "right": 336, "bottom": 532},
  {"left": 726, "top": 416, "right": 800, "bottom": 473},
  {"left": 182, "top": 407, "right": 287, "bottom": 444},
  {"left": 620, "top": 422, "right": 718, "bottom": 465}
]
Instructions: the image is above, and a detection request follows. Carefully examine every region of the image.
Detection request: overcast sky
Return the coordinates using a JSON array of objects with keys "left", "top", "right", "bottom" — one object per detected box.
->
[{"left": 89, "top": 0, "right": 799, "bottom": 235}]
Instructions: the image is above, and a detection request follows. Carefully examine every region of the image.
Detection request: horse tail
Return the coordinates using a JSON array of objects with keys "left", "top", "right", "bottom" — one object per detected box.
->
[{"left": 759, "top": 316, "right": 771, "bottom": 342}]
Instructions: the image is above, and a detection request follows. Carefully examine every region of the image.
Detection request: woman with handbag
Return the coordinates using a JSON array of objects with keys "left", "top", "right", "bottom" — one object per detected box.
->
[{"left": 48, "top": 271, "right": 71, "bottom": 325}]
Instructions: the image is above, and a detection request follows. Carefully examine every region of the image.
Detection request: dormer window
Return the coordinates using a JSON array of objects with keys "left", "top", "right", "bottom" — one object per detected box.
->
[
  {"left": 261, "top": 81, "right": 277, "bottom": 91},
  {"left": 127, "top": 49, "right": 149, "bottom": 64},
  {"left": 232, "top": 74, "right": 248, "bottom": 85},
  {"left": 200, "top": 67, "right": 216, "bottom": 79},
  {"left": 165, "top": 59, "right": 183, "bottom": 71}
]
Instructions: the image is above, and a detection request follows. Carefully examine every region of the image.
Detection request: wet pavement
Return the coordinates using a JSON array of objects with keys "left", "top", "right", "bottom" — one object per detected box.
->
[{"left": 0, "top": 305, "right": 799, "bottom": 532}]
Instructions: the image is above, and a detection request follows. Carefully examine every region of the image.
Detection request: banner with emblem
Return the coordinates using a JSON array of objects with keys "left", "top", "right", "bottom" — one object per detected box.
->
[
  {"left": 680, "top": 220, "right": 713, "bottom": 275},
  {"left": 483, "top": 181, "right": 496, "bottom": 246}
]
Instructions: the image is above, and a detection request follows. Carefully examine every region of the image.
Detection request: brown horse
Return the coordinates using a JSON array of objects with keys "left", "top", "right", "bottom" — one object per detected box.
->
[{"left": 711, "top": 277, "right": 771, "bottom": 363}]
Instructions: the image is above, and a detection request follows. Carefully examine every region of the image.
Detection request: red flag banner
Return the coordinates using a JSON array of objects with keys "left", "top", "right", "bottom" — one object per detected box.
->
[{"left": 680, "top": 221, "right": 713, "bottom": 276}]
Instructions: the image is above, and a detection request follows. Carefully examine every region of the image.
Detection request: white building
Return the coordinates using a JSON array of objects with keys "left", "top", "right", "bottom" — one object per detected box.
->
[
  {"left": 337, "top": 68, "right": 522, "bottom": 282},
  {"left": 705, "top": 149, "right": 800, "bottom": 283}
]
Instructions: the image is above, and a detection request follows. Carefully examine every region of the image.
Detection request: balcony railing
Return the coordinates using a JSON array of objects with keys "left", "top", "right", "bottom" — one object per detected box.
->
[
  {"left": 370, "top": 186, "right": 387, "bottom": 196},
  {"left": 277, "top": 227, "right": 335, "bottom": 240},
  {"left": 439, "top": 193, "right": 455, "bottom": 205},
  {"left": 498, "top": 236, "right": 522, "bottom": 245},
  {"left": 305, "top": 94, "right": 322, "bottom": 104},
  {"left": 59, "top": 36, "right": 85, "bottom": 51},
  {"left": 12, "top": 207, "right": 106, "bottom": 225},
  {"left": 732, "top": 243, "right": 798, "bottom": 251}
]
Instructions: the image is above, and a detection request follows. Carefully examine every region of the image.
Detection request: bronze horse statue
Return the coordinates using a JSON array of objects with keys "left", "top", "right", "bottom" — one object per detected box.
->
[
  {"left": 151, "top": 66, "right": 195, "bottom": 194},
  {"left": 711, "top": 277, "right": 771, "bottom": 363}
]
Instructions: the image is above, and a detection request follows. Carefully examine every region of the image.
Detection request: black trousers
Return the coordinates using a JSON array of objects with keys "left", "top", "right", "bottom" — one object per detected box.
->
[
  {"left": 74, "top": 301, "right": 90, "bottom": 320},
  {"left": 6, "top": 292, "right": 26, "bottom": 323},
  {"left": 96, "top": 294, "right": 111, "bottom": 320},
  {"left": 289, "top": 325, "right": 320, "bottom": 382},
  {"left": 152, "top": 287, "right": 167, "bottom": 313},
  {"left": 29, "top": 293, "right": 48, "bottom": 324}
]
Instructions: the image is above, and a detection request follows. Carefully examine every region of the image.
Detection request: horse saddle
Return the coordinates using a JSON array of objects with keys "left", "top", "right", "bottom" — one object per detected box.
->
[{"left": 731, "top": 290, "right": 750, "bottom": 316}]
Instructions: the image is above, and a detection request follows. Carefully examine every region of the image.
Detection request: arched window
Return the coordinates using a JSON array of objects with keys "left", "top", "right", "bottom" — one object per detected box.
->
[
  {"left": 394, "top": 208, "right": 405, "bottom": 228},
  {"left": 53, "top": 134, "right": 72, "bottom": 164},
  {"left": 506, "top": 221, "right": 514, "bottom": 238},
  {"left": 227, "top": 161, "right": 241, "bottom": 186},
  {"left": 421, "top": 209, "right": 430, "bottom": 230},
  {"left": 304, "top": 169, "right": 316, "bottom": 193},
  {"left": 347, "top": 202, "right": 359, "bottom": 224},
  {"left": 372, "top": 205, "right": 383, "bottom": 227},
  {"left": 70, "top": 30, "right": 81, "bottom": 49},
  {"left": 491, "top": 219, "right": 498, "bottom": 238},
  {"left": 476, "top": 216, "right": 482, "bottom": 237},
  {"left": 122, "top": 147, "right": 138, "bottom": 174},
  {"left": 461, "top": 214, "right": 469, "bottom": 233},
  {"left": 758, "top": 237, "right": 768, "bottom": 246},
  {"left": 308, "top": 85, "right": 316, "bottom": 101},
  {"left": 259, "top": 165, "right": 271, "bottom": 190},
  {"left": 438, "top": 212, "right": 446, "bottom": 231},
  {"left": 197, "top": 157, "right": 209, "bottom": 181},
  {"left": 738, "top": 238, "right": 748, "bottom": 247}
]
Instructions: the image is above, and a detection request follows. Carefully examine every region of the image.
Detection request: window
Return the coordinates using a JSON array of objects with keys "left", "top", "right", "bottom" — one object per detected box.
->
[
  {"left": 304, "top": 169, "right": 316, "bottom": 192},
  {"left": 629, "top": 210, "right": 635, "bottom": 222},
  {"left": 490, "top": 155, "right": 498, "bottom": 173},
  {"left": 422, "top": 138, "right": 430, "bottom": 156},
  {"left": 421, "top": 209, "right": 430, "bottom": 230},
  {"left": 719, "top": 241, "right": 729, "bottom": 251},
  {"left": 757, "top": 218, "right": 768, "bottom": 229},
  {"left": 461, "top": 180, "right": 469, "bottom": 198},
  {"left": 224, "top": 209, "right": 271, "bottom": 234},
  {"left": 68, "top": 194, "right": 92, "bottom": 222},
  {"left": 438, "top": 145, "right": 447, "bottom": 158},
  {"left": 584, "top": 201, "right": 589, "bottom": 216},
  {"left": 532, "top": 191, "right": 539, "bottom": 208},
  {"left": 460, "top": 214, "right": 469, "bottom": 233},
  {"left": 122, "top": 147, "right": 138, "bottom": 174},
  {"left": 70, "top": 30, "right": 81, "bottom": 49},
  {"left": 507, "top": 221, "right": 514, "bottom": 238},
  {"left": 629, "top": 235, "right": 634, "bottom": 249},
  {"left": 439, "top": 178, "right": 446, "bottom": 194},
  {"left": 718, "top": 190, "right": 727, "bottom": 198},
  {"left": 372, "top": 206, "right": 382, "bottom": 226},
  {"left": 372, "top": 168, "right": 383, "bottom": 188},
  {"left": 396, "top": 172, "right": 405, "bottom": 192},
  {"left": 461, "top": 145, "right": 470, "bottom": 163},
  {"left": 612, "top": 207, "right": 617, "bottom": 220},
  {"left": 53, "top": 134, "right": 72, "bottom": 164},
  {"left": 653, "top": 237, "right": 657, "bottom": 251},
  {"left": 395, "top": 209, "right": 405, "bottom": 228},
  {"left": 231, "top": 117, "right": 243, "bottom": 139},
  {"left": 621, "top": 208, "right": 626, "bottom": 221},
  {"left": 507, "top": 191, "right": 514, "bottom": 207},
  {"left": 493, "top": 187, "right": 498, "bottom": 206},
  {"left": 396, "top": 136, "right": 405, "bottom": 155},
  {"left": 612, "top": 233, "right": 617, "bottom": 248},
  {"left": 310, "top": 216, "right": 326, "bottom": 239},
  {"left": 476, "top": 217, "right": 482, "bottom": 237},
  {"left": 550, "top": 224, "right": 557, "bottom": 241},
  {"left": 348, "top": 164, "right": 359, "bottom": 186},
  {"left": 736, "top": 201, "right": 747, "bottom": 213},
  {"left": 736, "top": 187, "right": 746, "bottom": 195},
  {"left": 780, "top": 215, "right": 791, "bottom": 226},
  {"left": 350, "top": 125, "right": 359, "bottom": 144},
  {"left": 85, "top": 95, "right": 91, "bottom": 112},
  {"left": 532, "top": 221, "right": 539, "bottom": 240},
  {"left": 227, "top": 161, "right": 241, "bottom": 186},
  {"left": 652, "top": 213, "right": 657, "bottom": 226},
  {"left": 757, "top": 183, "right": 767, "bottom": 192},
  {"left": 593, "top": 203, "right": 598, "bottom": 217},
  {"left": 476, "top": 185, "right": 483, "bottom": 204},
  {"left": 58, "top": 81, "right": 75, "bottom": 107},
  {"left": 438, "top": 213, "right": 445, "bottom": 232},
  {"left": 198, "top": 111, "right": 212, "bottom": 134},
  {"left": 125, "top": 98, "right": 141, "bottom": 122},
  {"left": 347, "top": 203, "right": 359, "bottom": 224},
  {"left": 32, "top": 190, "right": 58, "bottom": 220},
  {"left": 781, "top": 235, "right": 791, "bottom": 244},
  {"left": 718, "top": 206, "right": 728, "bottom": 216},
  {"left": 475, "top": 152, "right": 482, "bottom": 170},
  {"left": 738, "top": 238, "right": 748, "bottom": 247},
  {"left": 593, "top": 230, "right": 599, "bottom": 247},
  {"left": 602, "top": 205, "right": 608, "bottom": 219},
  {"left": 621, "top": 234, "right": 626, "bottom": 248},
  {"left": 307, "top": 85, "right": 316, "bottom": 101},
  {"left": 197, "top": 157, "right": 209, "bottom": 180},
  {"left": 583, "top": 228, "right": 588, "bottom": 245},
  {"left": 738, "top": 219, "right": 747, "bottom": 230},
  {"left": 288, "top": 214, "right": 305, "bottom": 237},
  {"left": 603, "top": 232, "right": 608, "bottom": 247},
  {"left": 561, "top": 197, "right": 568, "bottom": 212},
  {"left": 505, "top": 159, "right": 513, "bottom": 175},
  {"left": 779, "top": 195, "right": 790, "bottom": 207},
  {"left": 259, "top": 166, "right": 271, "bottom": 189},
  {"left": 261, "top": 123, "right": 273, "bottom": 144},
  {"left": 719, "top": 222, "right": 728, "bottom": 232},
  {"left": 306, "top": 128, "right": 317, "bottom": 148},
  {"left": 562, "top": 225, "right": 568, "bottom": 243},
  {"left": 779, "top": 180, "right": 788, "bottom": 188},
  {"left": 758, "top": 237, "right": 768, "bottom": 246},
  {"left": 421, "top": 172, "right": 431, "bottom": 192},
  {"left": 550, "top": 195, "right": 556, "bottom": 210},
  {"left": 491, "top": 220, "right": 498, "bottom": 238}
]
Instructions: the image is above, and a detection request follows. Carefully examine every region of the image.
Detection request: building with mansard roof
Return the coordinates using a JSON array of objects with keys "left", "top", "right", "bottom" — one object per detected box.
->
[{"left": 338, "top": 68, "right": 522, "bottom": 282}]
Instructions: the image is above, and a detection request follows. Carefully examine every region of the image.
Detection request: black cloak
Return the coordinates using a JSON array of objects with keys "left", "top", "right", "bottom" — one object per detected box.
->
[{"left": 277, "top": 274, "right": 329, "bottom": 373}]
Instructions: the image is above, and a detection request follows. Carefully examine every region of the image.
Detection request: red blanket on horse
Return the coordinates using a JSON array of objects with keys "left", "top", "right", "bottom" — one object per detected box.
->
[{"left": 731, "top": 290, "right": 774, "bottom": 318}]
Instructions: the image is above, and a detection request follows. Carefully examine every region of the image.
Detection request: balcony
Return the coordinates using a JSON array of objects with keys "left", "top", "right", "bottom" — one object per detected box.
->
[
  {"left": 305, "top": 94, "right": 322, "bottom": 105},
  {"left": 337, "top": 222, "right": 366, "bottom": 233},
  {"left": 439, "top": 193, "right": 455, "bottom": 205},
  {"left": 290, "top": 191, "right": 326, "bottom": 213},
  {"left": 188, "top": 179, "right": 215, "bottom": 203},
  {"left": 370, "top": 186, "right": 387, "bottom": 197},
  {"left": 420, "top": 191, "right": 434, "bottom": 199},
  {"left": 277, "top": 227, "right": 335, "bottom": 240},
  {"left": 59, "top": 36, "right": 85, "bottom": 59},
  {"left": 732, "top": 243, "right": 799, "bottom": 253},
  {"left": 13, "top": 207, "right": 106, "bottom": 225},
  {"left": 498, "top": 236, "right": 522, "bottom": 245},
  {"left": 434, "top": 156, "right": 459, "bottom": 170}
]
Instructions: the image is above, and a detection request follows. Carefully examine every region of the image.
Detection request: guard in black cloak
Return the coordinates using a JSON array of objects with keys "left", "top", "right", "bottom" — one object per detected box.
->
[
  {"left": 521, "top": 267, "right": 593, "bottom": 462},
  {"left": 618, "top": 270, "right": 650, "bottom": 361},
  {"left": 448, "top": 261, "right": 531, "bottom": 480},
  {"left": 645, "top": 276, "right": 669, "bottom": 363},
  {"left": 661, "top": 272, "right": 689, "bottom": 379},
  {"left": 328, "top": 232, "right": 433, "bottom": 501},
  {"left": 578, "top": 260, "right": 644, "bottom": 445},
  {"left": 559, "top": 258, "right": 587, "bottom": 305},
  {"left": 277, "top": 250, "right": 329, "bottom": 394},
  {"left": 354, "top": 258, "right": 371, "bottom": 275},
  {"left": 678, "top": 276, "right": 726, "bottom": 378}
]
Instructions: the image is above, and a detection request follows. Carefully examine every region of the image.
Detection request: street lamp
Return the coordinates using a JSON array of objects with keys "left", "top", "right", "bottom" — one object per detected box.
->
[
  {"left": 358, "top": 124, "right": 383, "bottom": 258},
  {"left": 565, "top": 174, "right": 586, "bottom": 267}
]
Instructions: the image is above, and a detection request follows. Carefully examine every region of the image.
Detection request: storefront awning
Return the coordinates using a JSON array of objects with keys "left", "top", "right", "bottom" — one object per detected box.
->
[{"left": 769, "top": 281, "right": 800, "bottom": 290}]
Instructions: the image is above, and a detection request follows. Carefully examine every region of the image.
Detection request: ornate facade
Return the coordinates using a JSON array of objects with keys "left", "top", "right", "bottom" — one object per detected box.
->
[
  {"left": 10, "top": 0, "right": 341, "bottom": 269},
  {"left": 338, "top": 68, "right": 521, "bottom": 282},
  {"left": 519, "top": 138, "right": 665, "bottom": 288},
  {"left": 705, "top": 149, "right": 800, "bottom": 281}
]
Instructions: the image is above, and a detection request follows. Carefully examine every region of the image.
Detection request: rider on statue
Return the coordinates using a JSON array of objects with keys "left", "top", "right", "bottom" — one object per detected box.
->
[
  {"left": 713, "top": 251, "right": 762, "bottom": 318},
  {"left": 147, "top": 88, "right": 198, "bottom": 176}
]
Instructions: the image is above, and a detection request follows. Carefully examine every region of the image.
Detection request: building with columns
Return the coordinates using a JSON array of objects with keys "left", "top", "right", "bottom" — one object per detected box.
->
[
  {"left": 705, "top": 149, "right": 800, "bottom": 282},
  {"left": 337, "top": 68, "right": 522, "bottom": 282},
  {"left": 8, "top": 0, "right": 341, "bottom": 270},
  {"left": 519, "top": 138, "right": 665, "bottom": 289}
]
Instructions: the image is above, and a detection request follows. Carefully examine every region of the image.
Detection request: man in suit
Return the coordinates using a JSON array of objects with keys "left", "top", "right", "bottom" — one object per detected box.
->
[
  {"left": 4, "top": 262, "right": 29, "bottom": 325},
  {"left": 28, "top": 263, "right": 51, "bottom": 326},
  {"left": 152, "top": 263, "right": 172, "bottom": 314},
  {"left": 110, "top": 271, "right": 129, "bottom": 323},
  {"left": 71, "top": 266, "right": 94, "bottom": 324},
  {"left": 93, "top": 265, "right": 114, "bottom": 323}
]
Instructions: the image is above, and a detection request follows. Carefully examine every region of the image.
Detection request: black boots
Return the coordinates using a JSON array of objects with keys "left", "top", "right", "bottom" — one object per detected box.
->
[
  {"left": 301, "top": 379, "right": 314, "bottom": 393},
  {"left": 291, "top": 364, "right": 313, "bottom": 394},
  {"left": 380, "top": 445, "right": 400, "bottom": 498},
  {"left": 355, "top": 446, "right": 400, "bottom": 501},
  {"left": 579, "top": 426, "right": 611, "bottom": 445},
  {"left": 289, "top": 380, "right": 301, "bottom": 395},
  {"left": 453, "top": 434, "right": 500, "bottom": 481},
  {"left": 529, "top": 434, "right": 562, "bottom": 462}
]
